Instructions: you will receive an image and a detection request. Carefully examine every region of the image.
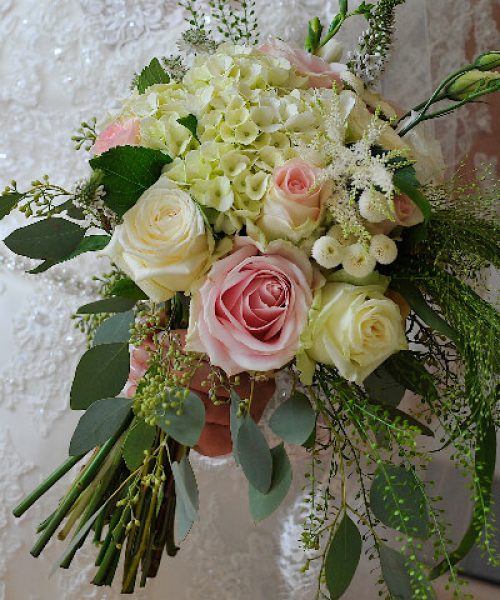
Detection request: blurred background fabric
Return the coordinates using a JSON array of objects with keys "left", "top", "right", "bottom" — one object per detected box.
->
[{"left": 0, "top": 1, "right": 498, "bottom": 599}]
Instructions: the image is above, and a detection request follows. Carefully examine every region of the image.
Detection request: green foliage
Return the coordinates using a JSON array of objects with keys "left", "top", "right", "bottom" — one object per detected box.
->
[
  {"left": 69, "top": 397, "right": 132, "bottom": 456},
  {"left": 248, "top": 444, "right": 292, "bottom": 521},
  {"left": 93, "top": 311, "right": 135, "bottom": 346},
  {"left": 172, "top": 455, "right": 199, "bottom": 541},
  {"left": 70, "top": 342, "right": 130, "bottom": 410},
  {"left": 77, "top": 297, "right": 137, "bottom": 314},
  {"left": 325, "top": 514, "right": 362, "bottom": 599},
  {"left": 207, "top": 0, "right": 259, "bottom": 44},
  {"left": 134, "top": 57, "right": 170, "bottom": 94},
  {"left": 230, "top": 390, "right": 243, "bottom": 464},
  {"left": 177, "top": 114, "right": 199, "bottom": 141},
  {"left": 268, "top": 391, "right": 316, "bottom": 445},
  {"left": 156, "top": 390, "right": 205, "bottom": 447},
  {"left": 107, "top": 277, "right": 148, "bottom": 301},
  {"left": 71, "top": 117, "right": 97, "bottom": 151},
  {"left": 236, "top": 413, "right": 272, "bottom": 494},
  {"left": 89, "top": 145, "right": 172, "bottom": 217},
  {"left": 4, "top": 218, "right": 85, "bottom": 260},
  {"left": 28, "top": 235, "right": 111, "bottom": 274},
  {"left": 364, "top": 367, "right": 406, "bottom": 407},
  {"left": 0, "top": 192, "right": 21, "bottom": 220},
  {"left": 379, "top": 544, "right": 415, "bottom": 600},
  {"left": 122, "top": 419, "right": 157, "bottom": 471},
  {"left": 393, "top": 166, "right": 432, "bottom": 221}
]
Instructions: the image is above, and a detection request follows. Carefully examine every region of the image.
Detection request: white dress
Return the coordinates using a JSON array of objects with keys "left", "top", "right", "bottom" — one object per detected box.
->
[{"left": 0, "top": 1, "right": 498, "bottom": 599}]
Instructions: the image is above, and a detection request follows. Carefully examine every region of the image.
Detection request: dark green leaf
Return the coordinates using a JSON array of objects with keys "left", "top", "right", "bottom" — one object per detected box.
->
[
  {"left": 122, "top": 419, "right": 157, "bottom": 471},
  {"left": 236, "top": 414, "right": 272, "bottom": 494},
  {"left": 430, "top": 418, "right": 496, "bottom": 579},
  {"left": 136, "top": 57, "right": 170, "bottom": 94},
  {"left": 177, "top": 114, "right": 199, "bottom": 142},
  {"left": 230, "top": 391, "right": 243, "bottom": 464},
  {"left": 69, "top": 397, "right": 132, "bottom": 455},
  {"left": 4, "top": 218, "right": 85, "bottom": 260},
  {"left": 370, "top": 463, "right": 430, "bottom": 539},
  {"left": 392, "top": 280, "right": 461, "bottom": 347},
  {"left": 156, "top": 391, "right": 205, "bottom": 447},
  {"left": 269, "top": 391, "right": 316, "bottom": 445},
  {"left": 28, "top": 260, "right": 57, "bottom": 274},
  {"left": 384, "top": 352, "right": 439, "bottom": 408},
  {"left": 28, "top": 235, "right": 110, "bottom": 274},
  {"left": 364, "top": 367, "right": 406, "bottom": 407},
  {"left": 0, "top": 192, "right": 21, "bottom": 220},
  {"left": 377, "top": 405, "right": 434, "bottom": 437},
  {"left": 393, "top": 166, "right": 432, "bottom": 221},
  {"left": 89, "top": 145, "right": 172, "bottom": 217},
  {"left": 108, "top": 278, "right": 148, "bottom": 301},
  {"left": 70, "top": 343, "right": 130, "bottom": 410},
  {"left": 379, "top": 544, "right": 413, "bottom": 600},
  {"left": 77, "top": 297, "right": 137, "bottom": 314},
  {"left": 325, "top": 514, "right": 362, "bottom": 599},
  {"left": 172, "top": 455, "right": 199, "bottom": 523},
  {"left": 249, "top": 444, "right": 292, "bottom": 521},
  {"left": 93, "top": 310, "right": 135, "bottom": 346}
]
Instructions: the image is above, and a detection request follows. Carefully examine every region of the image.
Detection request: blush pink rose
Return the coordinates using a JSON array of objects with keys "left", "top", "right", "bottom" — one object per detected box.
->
[
  {"left": 186, "top": 237, "right": 318, "bottom": 376},
  {"left": 92, "top": 118, "right": 140, "bottom": 155},
  {"left": 393, "top": 194, "right": 424, "bottom": 227},
  {"left": 259, "top": 39, "right": 346, "bottom": 89}
]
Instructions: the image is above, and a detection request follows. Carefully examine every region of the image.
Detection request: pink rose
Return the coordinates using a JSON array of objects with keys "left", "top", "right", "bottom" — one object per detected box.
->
[
  {"left": 256, "top": 159, "right": 326, "bottom": 242},
  {"left": 92, "top": 118, "right": 140, "bottom": 155},
  {"left": 187, "top": 237, "right": 317, "bottom": 376},
  {"left": 393, "top": 194, "right": 424, "bottom": 227},
  {"left": 259, "top": 39, "right": 346, "bottom": 89}
]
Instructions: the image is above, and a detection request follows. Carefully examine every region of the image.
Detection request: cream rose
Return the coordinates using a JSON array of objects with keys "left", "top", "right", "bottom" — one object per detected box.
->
[
  {"left": 104, "top": 177, "right": 212, "bottom": 302},
  {"left": 306, "top": 282, "right": 408, "bottom": 383}
]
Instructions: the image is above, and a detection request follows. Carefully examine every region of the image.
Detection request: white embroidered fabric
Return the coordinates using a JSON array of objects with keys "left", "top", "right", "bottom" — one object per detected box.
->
[{"left": 0, "top": 1, "right": 497, "bottom": 599}]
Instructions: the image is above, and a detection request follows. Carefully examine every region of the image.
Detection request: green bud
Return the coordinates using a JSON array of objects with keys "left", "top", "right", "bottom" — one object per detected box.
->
[
  {"left": 475, "top": 51, "right": 500, "bottom": 71},
  {"left": 447, "top": 69, "right": 500, "bottom": 101},
  {"left": 304, "top": 17, "right": 323, "bottom": 54}
]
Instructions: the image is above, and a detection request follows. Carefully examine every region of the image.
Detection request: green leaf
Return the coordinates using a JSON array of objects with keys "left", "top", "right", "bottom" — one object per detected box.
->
[
  {"left": 122, "top": 419, "right": 157, "bottom": 470},
  {"left": 269, "top": 391, "right": 316, "bottom": 445},
  {"left": 70, "top": 343, "right": 130, "bottom": 410},
  {"left": 177, "top": 114, "right": 199, "bottom": 142},
  {"left": 230, "top": 391, "right": 243, "bottom": 464},
  {"left": 93, "top": 310, "right": 135, "bottom": 346},
  {"left": 108, "top": 278, "right": 148, "bottom": 301},
  {"left": 392, "top": 280, "right": 461, "bottom": 347},
  {"left": 28, "top": 235, "right": 110, "bottom": 274},
  {"left": 379, "top": 544, "right": 414, "bottom": 600},
  {"left": 172, "top": 455, "right": 199, "bottom": 520},
  {"left": 0, "top": 192, "right": 21, "bottom": 220},
  {"left": 364, "top": 367, "right": 406, "bottom": 407},
  {"left": 76, "top": 297, "right": 137, "bottom": 314},
  {"left": 249, "top": 444, "right": 292, "bottom": 521},
  {"left": 375, "top": 405, "right": 434, "bottom": 437},
  {"left": 69, "top": 397, "right": 132, "bottom": 455},
  {"left": 136, "top": 57, "right": 170, "bottom": 94},
  {"left": 89, "top": 145, "right": 172, "bottom": 217},
  {"left": 156, "top": 391, "right": 205, "bottom": 447},
  {"left": 393, "top": 166, "right": 432, "bottom": 221},
  {"left": 384, "top": 352, "right": 439, "bottom": 408},
  {"left": 236, "top": 414, "right": 273, "bottom": 494},
  {"left": 430, "top": 418, "right": 497, "bottom": 579},
  {"left": 4, "top": 218, "right": 85, "bottom": 260},
  {"left": 175, "top": 492, "right": 194, "bottom": 543},
  {"left": 370, "top": 463, "right": 430, "bottom": 539},
  {"left": 325, "top": 514, "right": 362, "bottom": 599}
]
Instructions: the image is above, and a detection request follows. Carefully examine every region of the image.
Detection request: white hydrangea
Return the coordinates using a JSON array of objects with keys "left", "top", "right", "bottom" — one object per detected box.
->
[
  {"left": 312, "top": 236, "right": 344, "bottom": 269},
  {"left": 342, "top": 243, "right": 377, "bottom": 277},
  {"left": 369, "top": 234, "right": 398, "bottom": 265}
]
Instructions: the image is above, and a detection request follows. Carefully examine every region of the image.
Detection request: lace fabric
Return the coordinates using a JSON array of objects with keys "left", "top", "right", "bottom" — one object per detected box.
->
[{"left": 0, "top": 1, "right": 498, "bottom": 599}]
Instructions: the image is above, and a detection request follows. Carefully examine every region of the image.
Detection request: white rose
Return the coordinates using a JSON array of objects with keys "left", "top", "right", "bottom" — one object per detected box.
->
[
  {"left": 307, "top": 282, "right": 408, "bottom": 383},
  {"left": 104, "top": 177, "right": 212, "bottom": 302}
]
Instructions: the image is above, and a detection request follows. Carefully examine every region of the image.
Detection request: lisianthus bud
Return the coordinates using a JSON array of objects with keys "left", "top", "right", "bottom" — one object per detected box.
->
[
  {"left": 475, "top": 51, "right": 500, "bottom": 71},
  {"left": 318, "top": 39, "right": 344, "bottom": 63},
  {"left": 447, "top": 69, "right": 500, "bottom": 101}
]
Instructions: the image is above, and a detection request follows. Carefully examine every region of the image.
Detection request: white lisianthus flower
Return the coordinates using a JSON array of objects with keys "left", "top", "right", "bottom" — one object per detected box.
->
[
  {"left": 342, "top": 243, "right": 377, "bottom": 278},
  {"left": 306, "top": 282, "right": 408, "bottom": 383},
  {"left": 311, "top": 236, "right": 343, "bottom": 269},
  {"left": 103, "top": 177, "right": 212, "bottom": 302},
  {"left": 369, "top": 234, "right": 398, "bottom": 265}
]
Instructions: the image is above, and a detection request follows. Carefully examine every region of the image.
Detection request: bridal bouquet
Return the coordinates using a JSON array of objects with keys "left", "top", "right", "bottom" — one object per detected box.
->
[{"left": 3, "top": 1, "right": 499, "bottom": 598}]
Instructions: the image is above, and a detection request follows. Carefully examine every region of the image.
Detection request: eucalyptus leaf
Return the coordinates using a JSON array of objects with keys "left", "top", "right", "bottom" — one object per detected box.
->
[
  {"left": 172, "top": 455, "right": 199, "bottom": 522},
  {"left": 237, "top": 414, "right": 272, "bottom": 494},
  {"left": 108, "top": 278, "right": 148, "bottom": 301},
  {"left": 175, "top": 491, "right": 194, "bottom": 543},
  {"left": 69, "top": 397, "right": 132, "bottom": 456},
  {"left": 249, "top": 444, "right": 292, "bottom": 521},
  {"left": 0, "top": 192, "right": 21, "bottom": 220},
  {"left": 325, "top": 514, "right": 362, "bottom": 599},
  {"left": 89, "top": 145, "right": 172, "bottom": 217},
  {"left": 4, "top": 218, "right": 85, "bottom": 260},
  {"left": 370, "top": 463, "right": 430, "bottom": 539},
  {"left": 269, "top": 391, "right": 316, "bottom": 445},
  {"left": 122, "top": 419, "right": 157, "bottom": 471},
  {"left": 70, "top": 343, "right": 130, "bottom": 410},
  {"left": 156, "top": 391, "right": 205, "bottom": 447},
  {"left": 77, "top": 297, "right": 137, "bottom": 314},
  {"left": 136, "top": 57, "right": 170, "bottom": 94},
  {"left": 379, "top": 544, "right": 414, "bottom": 600},
  {"left": 364, "top": 368, "right": 406, "bottom": 407},
  {"left": 93, "top": 310, "right": 135, "bottom": 346},
  {"left": 230, "top": 391, "right": 243, "bottom": 464}
]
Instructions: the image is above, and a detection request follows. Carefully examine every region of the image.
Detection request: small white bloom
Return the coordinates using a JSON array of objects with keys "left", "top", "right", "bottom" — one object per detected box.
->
[
  {"left": 369, "top": 234, "right": 398, "bottom": 264},
  {"left": 312, "top": 236, "right": 344, "bottom": 269},
  {"left": 328, "top": 224, "right": 357, "bottom": 247},
  {"left": 342, "top": 243, "right": 377, "bottom": 278},
  {"left": 358, "top": 189, "right": 390, "bottom": 223}
]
